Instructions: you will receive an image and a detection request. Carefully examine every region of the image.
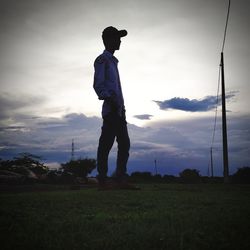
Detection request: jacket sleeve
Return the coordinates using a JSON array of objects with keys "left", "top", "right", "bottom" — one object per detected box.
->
[{"left": 93, "top": 57, "right": 113, "bottom": 100}]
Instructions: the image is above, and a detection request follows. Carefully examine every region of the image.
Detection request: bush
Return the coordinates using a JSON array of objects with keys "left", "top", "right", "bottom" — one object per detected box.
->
[
  {"left": 61, "top": 158, "right": 96, "bottom": 180},
  {"left": 232, "top": 167, "right": 250, "bottom": 184},
  {"left": 179, "top": 168, "right": 201, "bottom": 184},
  {"left": 0, "top": 153, "right": 48, "bottom": 177},
  {"left": 0, "top": 153, "right": 46, "bottom": 184}
]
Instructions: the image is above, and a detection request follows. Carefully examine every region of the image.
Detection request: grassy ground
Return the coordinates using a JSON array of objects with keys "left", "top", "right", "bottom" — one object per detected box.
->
[{"left": 0, "top": 183, "right": 250, "bottom": 250}]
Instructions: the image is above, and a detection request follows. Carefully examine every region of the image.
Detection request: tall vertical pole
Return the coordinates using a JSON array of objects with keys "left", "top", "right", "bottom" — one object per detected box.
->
[
  {"left": 154, "top": 159, "right": 158, "bottom": 175},
  {"left": 207, "top": 162, "right": 210, "bottom": 177},
  {"left": 210, "top": 147, "right": 214, "bottom": 178},
  {"left": 220, "top": 52, "right": 229, "bottom": 183},
  {"left": 71, "top": 139, "right": 75, "bottom": 161}
]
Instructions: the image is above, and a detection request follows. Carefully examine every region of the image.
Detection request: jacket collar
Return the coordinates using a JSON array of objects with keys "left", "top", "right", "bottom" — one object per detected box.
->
[{"left": 103, "top": 50, "right": 119, "bottom": 63}]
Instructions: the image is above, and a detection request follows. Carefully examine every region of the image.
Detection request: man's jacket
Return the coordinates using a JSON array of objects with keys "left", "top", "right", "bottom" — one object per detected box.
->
[{"left": 93, "top": 50, "right": 125, "bottom": 118}]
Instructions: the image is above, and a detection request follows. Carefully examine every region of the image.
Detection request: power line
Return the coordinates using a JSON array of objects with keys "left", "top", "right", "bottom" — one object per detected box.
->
[
  {"left": 211, "top": 66, "right": 221, "bottom": 149},
  {"left": 221, "top": 0, "right": 231, "bottom": 52}
]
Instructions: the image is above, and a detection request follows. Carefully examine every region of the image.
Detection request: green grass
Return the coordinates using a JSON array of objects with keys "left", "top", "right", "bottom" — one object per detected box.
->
[{"left": 1, "top": 184, "right": 250, "bottom": 250}]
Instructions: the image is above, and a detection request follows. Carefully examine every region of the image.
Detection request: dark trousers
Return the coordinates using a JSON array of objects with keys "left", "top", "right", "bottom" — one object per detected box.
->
[{"left": 97, "top": 112, "right": 130, "bottom": 182}]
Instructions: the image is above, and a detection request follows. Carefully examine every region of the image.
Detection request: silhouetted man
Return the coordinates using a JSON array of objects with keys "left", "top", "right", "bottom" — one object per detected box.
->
[{"left": 93, "top": 26, "right": 135, "bottom": 190}]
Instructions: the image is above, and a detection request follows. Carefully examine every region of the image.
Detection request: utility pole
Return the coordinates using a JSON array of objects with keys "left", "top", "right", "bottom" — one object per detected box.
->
[
  {"left": 210, "top": 147, "right": 214, "bottom": 178},
  {"left": 154, "top": 159, "right": 158, "bottom": 175},
  {"left": 71, "top": 139, "right": 75, "bottom": 161},
  {"left": 220, "top": 52, "right": 229, "bottom": 183}
]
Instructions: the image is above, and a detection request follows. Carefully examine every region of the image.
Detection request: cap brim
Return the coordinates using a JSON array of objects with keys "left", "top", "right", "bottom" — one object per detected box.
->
[{"left": 118, "top": 30, "right": 127, "bottom": 37}]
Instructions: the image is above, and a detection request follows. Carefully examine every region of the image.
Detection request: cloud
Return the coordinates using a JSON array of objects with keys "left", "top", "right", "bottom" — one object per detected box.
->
[
  {"left": 0, "top": 112, "right": 102, "bottom": 161},
  {"left": 134, "top": 114, "right": 153, "bottom": 120},
  {"left": 0, "top": 93, "right": 47, "bottom": 121},
  {"left": 0, "top": 126, "right": 26, "bottom": 132},
  {"left": 0, "top": 111, "right": 249, "bottom": 176},
  {"left": 154, "top": 93, "right": 236, "bottom": 112}
]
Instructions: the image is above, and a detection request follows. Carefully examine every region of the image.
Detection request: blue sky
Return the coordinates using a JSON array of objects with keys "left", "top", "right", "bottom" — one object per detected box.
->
[{"left": 0, "top": 0, "right": 249, "bottom": 176}]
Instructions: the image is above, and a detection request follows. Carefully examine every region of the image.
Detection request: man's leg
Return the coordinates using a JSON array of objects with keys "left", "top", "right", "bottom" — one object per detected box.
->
[
  {"left": 115, "top": 117, "right": 130, "bottom": 181},
  {"left": 97, "top": 115, "right": 116, "bottom": 183},
  {"left": 115, "top": 119, "right": 140, "bottom": 190}
]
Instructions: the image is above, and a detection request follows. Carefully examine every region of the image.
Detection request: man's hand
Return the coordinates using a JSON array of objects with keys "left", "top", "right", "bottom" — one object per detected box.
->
[
  {"left": 105, "top": 96, "right": 118, "bottom": 112},
  {"left": 121, "top": 108, "right": 126, "bottom": 120}
]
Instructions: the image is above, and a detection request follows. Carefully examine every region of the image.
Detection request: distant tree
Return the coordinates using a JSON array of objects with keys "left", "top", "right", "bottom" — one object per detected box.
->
[
  {"left": 179, "top": 168, "right": 201, "bottom": 183},
  {"left": 13, "top": 153, "right": 48, "bottom": 176},
  {"left": 0, "top": 153, "right": 48, "bottom": 176},
  {"left": 61, "top": 158, "right": 96, "bottom": 179},
  {"left": 0, "top": 159, "right": 13, "bottom": 169},
  {"left": 232, "top": 167, "right": 250, "bottom": 184},
  {"left": 0, "top": 153, "right": 48, "bottom": 184}
]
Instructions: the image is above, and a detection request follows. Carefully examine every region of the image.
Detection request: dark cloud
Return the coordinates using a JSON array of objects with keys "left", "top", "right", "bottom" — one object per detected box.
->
[
  {"left": 0, "top": 126, "right": 26, "bottom": 132},
  {"left": 0, "top": 112, "right": 102, "bottom": 162},
  {"left": 134, "top": 114, "right": 153, "bottom": 120},
  {"left": 154, "top": 93, "right": 236, "bottom": 112},
  {"left": 0, "top": 93, "right": 47, "bottom": 121}
]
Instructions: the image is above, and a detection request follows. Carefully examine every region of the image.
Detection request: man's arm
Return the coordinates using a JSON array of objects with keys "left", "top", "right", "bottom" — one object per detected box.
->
[
  {"left": 93, "top": 57, "right": 118, "bottom": 110},
  {"left": 93, "top": 57, "right": 112, "bottom": 100}
]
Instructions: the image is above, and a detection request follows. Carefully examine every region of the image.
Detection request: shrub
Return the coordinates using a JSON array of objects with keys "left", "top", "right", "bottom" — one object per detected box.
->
[
  {"left": 232, "top": 167, "right": 250, "bottom": 184},
  {"left": 179, "top": 168, "right": 201, "bottom": 183},
  {"left": 61, "top": 158, "right": 96, "bottom": 180},
  {"left": 0, "top": 153, "right": 47, "bottom": 184}
]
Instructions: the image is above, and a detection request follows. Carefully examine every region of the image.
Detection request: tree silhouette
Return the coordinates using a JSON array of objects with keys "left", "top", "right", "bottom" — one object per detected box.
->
[
  {"left": 0, "top": 152, "right": 48, "bottom": 176},
  {"left": 179, "top": 168, "right": 201, "bottom": 183},
  {"left": 61, "top": 158, "right": 96, "bottom": 179},
  {"left": 13, "top": 153, "right": 48, "bottom": 176},
  {"left": 232, "top": 167, "right": 250, "bottom": 184}
]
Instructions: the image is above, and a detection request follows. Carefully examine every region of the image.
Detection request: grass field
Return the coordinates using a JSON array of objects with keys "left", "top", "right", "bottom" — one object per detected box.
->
[{"left": 0, "top": 183, "right": 250, "bottom": 250}]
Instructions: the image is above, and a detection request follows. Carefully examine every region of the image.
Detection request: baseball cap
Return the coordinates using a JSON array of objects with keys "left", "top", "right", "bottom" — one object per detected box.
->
[{"left": 102, "top": 26, "right": 128, "bottom": 39}]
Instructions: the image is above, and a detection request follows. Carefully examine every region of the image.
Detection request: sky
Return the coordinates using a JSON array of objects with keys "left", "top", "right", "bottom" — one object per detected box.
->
[{"left": 0, "top": 0, "right": 249, "bottom": 176}]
